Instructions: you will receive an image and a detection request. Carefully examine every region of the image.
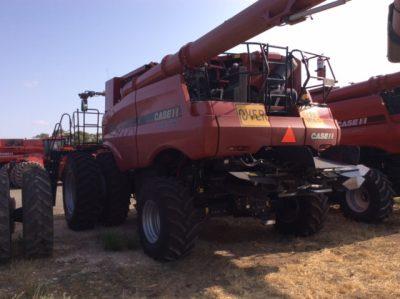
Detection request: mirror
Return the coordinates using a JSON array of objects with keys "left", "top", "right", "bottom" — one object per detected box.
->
[
  {"left": 81, "top": 99, "right": 88, "bottom": 112},
  {"left": 388, "top": 1, "right": 400, "bottom": 62}
]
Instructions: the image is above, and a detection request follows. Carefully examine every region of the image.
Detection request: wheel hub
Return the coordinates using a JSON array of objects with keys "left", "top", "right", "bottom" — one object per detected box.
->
[
  {"left": 142, "top": 200, "right": 161, "bottom": 244},
  {"left": 346, "top": 188, "right": 370, "bottom": 213}
]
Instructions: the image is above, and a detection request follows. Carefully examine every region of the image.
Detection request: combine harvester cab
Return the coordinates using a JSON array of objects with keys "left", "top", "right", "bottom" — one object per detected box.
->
[{"left": 41, "top": 0, "right": 393, "bottom": 262}]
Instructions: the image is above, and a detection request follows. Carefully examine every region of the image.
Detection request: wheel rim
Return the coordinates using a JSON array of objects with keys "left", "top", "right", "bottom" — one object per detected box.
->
[
  {"left": 346, "top": 188, "right": 370, "bottom": 213},
  {"left": 142, "top": 200, "right": 161, "bottom": 244},
  {"left": 64, "top": 170, "right": 76, "bottom": 219}
]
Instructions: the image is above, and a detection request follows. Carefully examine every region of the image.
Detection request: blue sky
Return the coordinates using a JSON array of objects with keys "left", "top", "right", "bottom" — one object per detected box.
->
[{"left": 0, "top": 0, "right": 398, "bottom": 138}]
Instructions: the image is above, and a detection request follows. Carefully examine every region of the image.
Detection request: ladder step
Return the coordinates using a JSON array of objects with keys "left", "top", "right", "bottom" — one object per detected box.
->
[
  {"left": 267, "top": 78, "right": 286, "bottom": 82},
  {"left": 268, "top": 61, "right": 286, "bottom": 65},
  {"left": 269, "top": 94, "right": 288, "bottom": 97}
]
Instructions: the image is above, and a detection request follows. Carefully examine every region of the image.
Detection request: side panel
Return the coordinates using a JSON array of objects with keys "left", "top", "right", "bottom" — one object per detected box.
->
[
  {"left": 103, "top": 92, "right": 138, "bottom": 171},
  {"left": 328, "top": 94, "right": 400, "bottom": 153},
  {"left": 214, "top": 102, "right": 339, "bottom": 155},
  {"left": 135, "top": 75, "right": 218, "bottom": 168},
  {"left": 300, "top": 106, "right": 340, "bottom": 150}
]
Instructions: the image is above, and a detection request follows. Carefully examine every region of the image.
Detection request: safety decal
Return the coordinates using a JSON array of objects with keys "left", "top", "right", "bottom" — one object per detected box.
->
[
  {"left": 281, "top": 127, "right": 297, "bottom": 143},
  {"left": 235, "top": 104, "right": 270, "bottom": 127}
]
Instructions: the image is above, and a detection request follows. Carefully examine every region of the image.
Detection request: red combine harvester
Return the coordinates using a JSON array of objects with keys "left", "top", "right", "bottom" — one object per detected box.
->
[
  {"left": 314, "top": 72, "right": 400, "bottom": 217},
  {"left": 0, "top": 139, "right": 45, "bottom": 188},
  {"left": 0, "top": 0, "right": 394, "bottom": 263},
  {"left": 38, "top": 0, "right": 392, "bottom": 262}
]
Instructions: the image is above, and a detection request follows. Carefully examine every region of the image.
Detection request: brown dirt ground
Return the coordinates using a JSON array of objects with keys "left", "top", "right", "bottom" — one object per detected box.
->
[{"left": 1, "top": 189, "right": 400, "bottom": 299}]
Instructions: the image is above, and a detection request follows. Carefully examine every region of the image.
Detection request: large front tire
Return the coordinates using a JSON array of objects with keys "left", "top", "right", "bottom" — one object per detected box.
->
[
  {"left": 0, "top": 168, "right": 11, "bottom": 263},
  {"left": 22, "top": 167, "right": 53, "bottom": 258},
  {"left": 96, "top": 152, "right": 131, "bottom": 226},
  {"left": 275, "top": 193, "right": 329, "bottom": 236},
  {"left": 341, "top": 169, "right": 394, "bottom": 223},
  {"left": 62, "top": 152, "right": 104, "bottom": 231},
  {"left": 137, "top": 177, "right": 203, "bottom": 261}
]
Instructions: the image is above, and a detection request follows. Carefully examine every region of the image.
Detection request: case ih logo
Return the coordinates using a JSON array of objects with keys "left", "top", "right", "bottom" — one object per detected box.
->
[
  {"left": 338, "top": 115, "right": 386, "bottom": 128},
  {"left": 138, "top": 106, "right": 182, "bottom": 125},
  {"left": 338, "top": 118, "right": 367, "bottom": 128},
  {"left": 311, "top": 132, "right": 335, "bottom": 140},
  {"left": 154, "top": 107, "right": 180, "bottom": 122}
]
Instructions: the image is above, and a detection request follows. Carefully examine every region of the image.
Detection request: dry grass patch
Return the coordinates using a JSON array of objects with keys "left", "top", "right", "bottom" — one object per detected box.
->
[{"left": 1, "top": 193, "right": 400, "bottom": 298}]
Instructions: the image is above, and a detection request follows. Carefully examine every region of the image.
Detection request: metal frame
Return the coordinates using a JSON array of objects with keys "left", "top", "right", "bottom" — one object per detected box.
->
[
  {"left": 290, "top": 49, "right": 337, "bottom": 102},
  {"left": 187, "top": 43, "right": 337, "bottom": 111},
  {"left": 48, "top": 109, "right": 103, "bottom": 152}
]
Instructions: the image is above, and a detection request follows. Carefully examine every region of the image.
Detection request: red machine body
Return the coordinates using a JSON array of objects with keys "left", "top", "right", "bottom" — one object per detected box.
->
[
  {"left": 102, "top": 0, "right": 341, "bottom": 172},
  {"left": 45, "top": 0, "right": 395, "bottom": 261},
  {"left": 0, "top": 139, "right": 44, "bottom": 166},
  {"left": 315, "top": 72, "right": 400, "bottom": 154},
  {"left": 104, "top": 56, "right": 339, "bottom": 172}
]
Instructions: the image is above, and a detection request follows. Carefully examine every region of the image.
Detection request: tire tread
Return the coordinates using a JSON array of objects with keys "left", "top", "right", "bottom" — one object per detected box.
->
[{"left": 22, "top": 166, "right": 53, "bottom": 258}]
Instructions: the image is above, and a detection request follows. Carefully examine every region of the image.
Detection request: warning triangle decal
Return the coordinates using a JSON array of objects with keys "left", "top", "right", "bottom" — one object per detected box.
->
[{"left": 281, "top": 127, "right": 297, "bottom": 143}]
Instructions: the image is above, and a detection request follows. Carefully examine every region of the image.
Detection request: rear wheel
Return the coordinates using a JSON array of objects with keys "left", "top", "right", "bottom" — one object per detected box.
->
[
  {"left": 22, "top": 167, "right": 53, "bottom": 258},
  {"left": 137, "top": 176, "right": 203, "bottom": 261},
  {"left": 0, "top": 168, "right": 11, "bottom": 263},
  {"left": 96, "top": 152, "right": 131, "bottom": 226},
  {"left": 62, "top": 152, "right": 104, "bottom": 231},
  {"left": 341, "top": 169, "right": 394, "bottom": 223},
  {"left": 275, "top": 193, "right": 329, "bottom": 236}
]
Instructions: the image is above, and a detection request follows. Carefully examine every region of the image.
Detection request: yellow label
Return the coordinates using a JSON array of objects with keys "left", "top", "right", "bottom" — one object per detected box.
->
[
  {"left": 236, "top": 104, "right": 270, "bottom": 127},
  {"left": 300, "top": 109, "right": 330, "bottom": 128}
]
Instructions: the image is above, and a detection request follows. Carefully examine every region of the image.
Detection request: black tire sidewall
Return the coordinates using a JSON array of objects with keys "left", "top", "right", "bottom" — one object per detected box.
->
[
  {"left": 0, "top": 168, "right": 11, "bottom": 263},
  {"left": 96, "top": 152, "right": 130, "bottom": 226},
  {"left": 62, "top": 152, "right": 104, "bottom": 230},
  {"left": 275, "top": 194, "right": 328, "bottom": 236}
]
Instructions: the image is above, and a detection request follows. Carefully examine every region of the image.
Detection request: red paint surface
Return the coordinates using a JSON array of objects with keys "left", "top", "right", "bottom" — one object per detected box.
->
[
  {"left": 315, "top": 72, "right": 400, "bottom": 154},
  {"left": 101, "top": 0, "right": 345, "bottom": 171},
  {"left": 104, "top": 76, "right": 340, "bottom": 171},
  {"left": 0, "top": 139, "right": 45, "bottom": 165}
]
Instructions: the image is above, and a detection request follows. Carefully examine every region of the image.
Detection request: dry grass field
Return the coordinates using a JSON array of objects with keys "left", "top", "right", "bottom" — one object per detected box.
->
[{"left": 1, "top": 189, "right": 400, "bottom": 299}]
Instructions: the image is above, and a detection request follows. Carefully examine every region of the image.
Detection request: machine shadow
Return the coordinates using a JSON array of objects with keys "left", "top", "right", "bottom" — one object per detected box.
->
[
  {"left": 138, "top": 206, "right": 400, "bottom": 298},
  {"left": 199, "top": 207, "right": 400, "bottom": 253}
]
